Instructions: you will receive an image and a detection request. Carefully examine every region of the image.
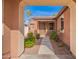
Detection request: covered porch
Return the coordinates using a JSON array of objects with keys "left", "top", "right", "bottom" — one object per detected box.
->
[
  {"left": 34, "top": 17, "right": 57, "bottom": 37},
  {"left": 38, "top": 21, "right": 56, "bottom": 37}
]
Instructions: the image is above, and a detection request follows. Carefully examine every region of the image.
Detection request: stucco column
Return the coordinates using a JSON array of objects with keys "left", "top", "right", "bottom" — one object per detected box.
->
[
  {"left": 46, "top": 21, "right": 48, "bottom": 33},
  {"left": 69, "top": 3, "right": 76, "bottom": 56},
  {"left": 57, "top": 17, "right": 61, "bottom": 33},
  {"left": 64, "top": 8, "right": 70, "bottom": 47},
  {"left": 37, "top": 21, "right": 40, "bottom": 33},
  {"left": 54, "top": 20, "right": 56, "bottom": 31},
  {"left": 56, "top": 20, "right": 57, "bottom": 32},
  {"left": 3, "top": 0, "right": 24, "bottom": 59}
]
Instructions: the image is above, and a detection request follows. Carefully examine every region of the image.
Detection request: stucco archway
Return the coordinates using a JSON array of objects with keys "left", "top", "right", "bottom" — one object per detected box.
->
[
  {"left": 19, "top": 0, "right": 76, "bottom": 55},
  {"left": 3, "top": 0, "right": 76, "bottom": 59}
]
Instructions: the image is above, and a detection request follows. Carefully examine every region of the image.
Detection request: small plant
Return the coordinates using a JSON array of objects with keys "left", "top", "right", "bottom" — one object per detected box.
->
[
  {"left": 27, "top": 32, "right": 34, "bottom": 37},
  {"left": 34, "top": 30, "right": 40, "bottom": 39},
  {"left": 24, "top": 32, "right": 36, "bottom": 48},
  {"left": 36, "top": 33, "right": 40, "bottom": 39},
  {"left": 24, "top": 38, "right": 35, "bottom": 48},
  {"left": 50, "top": 31, "right": 57, "bottom": 41}
]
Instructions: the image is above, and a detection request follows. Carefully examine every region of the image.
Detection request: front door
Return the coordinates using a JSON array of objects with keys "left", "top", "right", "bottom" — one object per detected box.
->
[{"left": 39, "top": 22, "right": 46, "bottom": 37}]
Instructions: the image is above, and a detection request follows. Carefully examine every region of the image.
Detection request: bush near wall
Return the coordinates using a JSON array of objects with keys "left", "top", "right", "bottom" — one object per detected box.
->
[
  {"left": 50, "top": 31, "right": 57, "bottom": 41},
  {"left": 24, "top": 32, "right": 36, "bottom": 48}
]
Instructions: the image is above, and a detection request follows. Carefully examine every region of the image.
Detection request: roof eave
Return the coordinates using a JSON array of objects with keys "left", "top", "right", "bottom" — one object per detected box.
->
[{"left": 56, "top": 6, "right": 68, "bottom": 19}]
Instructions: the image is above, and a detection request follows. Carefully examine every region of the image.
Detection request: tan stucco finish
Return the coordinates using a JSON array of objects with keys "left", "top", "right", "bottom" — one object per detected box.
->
[
  {"left": 4, "top": 0, "right": 21, "bottom": 30},
  {"left": 57, "top": 17, "right": 61, "bottom": 32},
  {"left": 3, "top": 0, "right": 76, "bottom": 59},
  {"left": 29, "top": 18, "right": 56, "bottom": 37},
  {"left": 3, "top": 24, "right": 10, "bottom": 54},
  {"left": 20, "top": 0, "right": 76, "bottom": 56},
  {"left": 64, "top": 8, "right": 70, "bottom": 47},
  {"left": 10, "top": 30, "right": 24, "bottom": 57},
  {"left": 70, "top": 4, "right": 76, "bottom": 56}
]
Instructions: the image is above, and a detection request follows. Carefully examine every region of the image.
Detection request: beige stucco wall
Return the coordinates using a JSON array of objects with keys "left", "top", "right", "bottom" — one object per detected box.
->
[
  {"left": 10, "top": 30, "right": 24, "bottom": 57},
  {"left": 64, "top": 8, "right": 70, "bottom": 47},
  {"left": 19, "top": 5, "right": 24, "bottom": 35},
  {"left": 69, "top": 3, "right": 76, "bottom": 56},
  {"left": 24, "top": 26, "right": 29, "bottom": 37},
  {"left": 57, "top": 16, "right": 64, "bottom": 42},
  {"left": 3, "top": 0, "right": 76, "bottom": 59},
  {"left": 3, "top": 24, "right": 10, "bottom": 54},
  {"left": 29, "top": 20, "right": 38, "bottom": 33},
  {"left": 57, "top": 17, "right": 61, "bottom": 33},
  {"left": 57, "top": 5, "right": 76, "bottom": 56},
  {"left": 4, "top": 0, "right": 21, "bottom": 30},
  {"left": 29, "top": 20, "right": 56, "bottom": 36},
  {"left": 20, "top": 0, "right": 76, "bottom": 56},
  {"left": 57, "top": 8, "right": 70, "bottom": 47},
  {"left": 3, "top": 0, "right": 24, "bottom": 59},
  {"left": 2, "top": 24, "right": 10, "bottom": 59},
  {"left": 21, "top": 0, "right": 71, "bottom": 7}
]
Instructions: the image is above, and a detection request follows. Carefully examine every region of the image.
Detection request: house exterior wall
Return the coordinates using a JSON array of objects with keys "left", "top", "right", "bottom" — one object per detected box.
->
[
  {"left": 4, "top": 0, "right": 21, "bottom": 30},
  {"left": 24, "top": 26, "right": 29, "bottom": 37},
  {"left": 57, "top": 8, "right": 70, "bottom": 47},
  {"left": 57, "top": 17, "right": 61, "bottom": 33},
  {"left": 64, "top": 8, "right": 70, "bottom": 47},
  {"left": 3, "top": 0, "right": 24, "bottom": 59},
  {"left": 2, "top": 24, "right": 10, "bottom": 59},
  {"left": 3, "top": 0, "right": 76, "bottom": 59},
  {"left": 21, "top": 0, "right": 76, "bottom": 56},
  {"left": 10, "top": 30, "right": 24, "bottom": 57},
  {"left": 29, "top": 19, "right": 56, "bottom": 37},
  {"left": 57, "top": 16, "right": 64, "bottom": 42},
  {"left": 29, "top": 20, "right": 38, "bottom": 34},
  {"left": 19, "top": 5, "right": 24, "bottom": 34},
  {"left": 69, "top": 3, "right": 76, "bottom": 56}
]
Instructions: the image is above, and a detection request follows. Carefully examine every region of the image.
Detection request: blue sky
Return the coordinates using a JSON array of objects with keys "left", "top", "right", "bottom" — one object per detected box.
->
[{"left": 24, "top": 6, "right": 63, "bottom": 24}]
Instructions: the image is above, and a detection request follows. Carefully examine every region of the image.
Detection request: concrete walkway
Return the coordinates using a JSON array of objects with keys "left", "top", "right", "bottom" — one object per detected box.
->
[
  {"left": 20, "top": 37, "right": 59, "bottom": 59},
  {"left": 38, "top": 37, "right": 54, "bottom": 54},
  {"left": 20, "top": 36, "right": 75, "bottom": 59},
  {"left": 38, "top": 37, "right": 58, "bottom": 57}
]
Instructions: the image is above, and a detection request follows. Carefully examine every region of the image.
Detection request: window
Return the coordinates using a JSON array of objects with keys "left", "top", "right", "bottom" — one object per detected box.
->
[
  {"left": 61, "top": 18, "right": 64, "bottom": 31},
  {"left": 49, "top": 23, "right": 54, "bottom": 30}
]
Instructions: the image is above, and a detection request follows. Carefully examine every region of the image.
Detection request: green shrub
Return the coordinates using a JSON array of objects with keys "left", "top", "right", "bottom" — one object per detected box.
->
[
  {"left": 24, "top": 38, "right": 35, "bottom": 48},
  {"left": 27, "top": 32, "right": 33, "bottom": 37},
  {"left": 50, "top": 31, "right": 57, "bottom": 41},
  {"left": 24, "top": 32, "right": 36, "bottom": 48}
]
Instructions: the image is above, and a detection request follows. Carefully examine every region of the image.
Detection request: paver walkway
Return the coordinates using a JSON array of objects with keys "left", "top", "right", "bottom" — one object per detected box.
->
[{"left": 20, "top": 37, "right": 75, "bottom": 59}]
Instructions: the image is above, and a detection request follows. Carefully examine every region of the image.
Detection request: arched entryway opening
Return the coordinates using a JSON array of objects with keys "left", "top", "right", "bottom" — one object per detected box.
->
[
  {"left": 19, "top": 0, "right": 75, "bottom": 58},
  {"left": 3, "top": 0, "right": 76, "bottom": 59}
]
